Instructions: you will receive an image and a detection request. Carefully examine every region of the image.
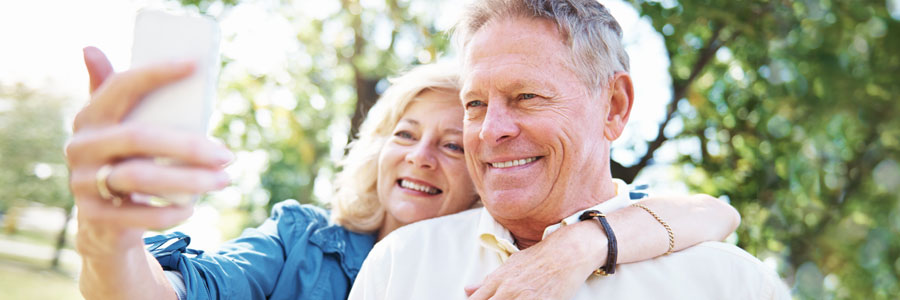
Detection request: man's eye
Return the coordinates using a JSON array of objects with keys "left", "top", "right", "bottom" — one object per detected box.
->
[
  {"left": 394, "top": 131, "right": 413, "bottom": 139},
  {"left": 519, "top": 93, "right": 537, "bottom": 100},
  {"left": 444, "top": 143, "right": 464, "bottom": 153},
  {"left": 466, "top": 100, "right": 485, "bottom": 108}
]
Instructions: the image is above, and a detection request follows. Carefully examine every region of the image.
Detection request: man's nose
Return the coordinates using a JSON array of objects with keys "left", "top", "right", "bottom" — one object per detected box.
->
[
  {"left": 405, "top": 142, "right": 437, "bottom": 169},
  {"left": 479, "top": 100, "right": 519, "bottom": 146}
]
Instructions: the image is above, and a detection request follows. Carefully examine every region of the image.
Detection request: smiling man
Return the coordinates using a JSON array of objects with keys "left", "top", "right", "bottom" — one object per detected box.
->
[{"left": 349, "top": 0, "right": 788, "bottom": 299}]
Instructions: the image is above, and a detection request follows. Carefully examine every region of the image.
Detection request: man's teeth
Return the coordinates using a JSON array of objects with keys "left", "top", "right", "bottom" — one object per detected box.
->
[
  {"left": 400, "top": 180, "right": 440, "bottom": 195},
  {"left": 490, "top": 157, "right": 537, "bottom": 169}
]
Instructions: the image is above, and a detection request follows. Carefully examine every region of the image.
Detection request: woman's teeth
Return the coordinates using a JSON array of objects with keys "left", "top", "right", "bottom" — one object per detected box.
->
[
  {"left": 490, "top": 157, "right": 537, "bottom": 169},
  {"left": 400, "top": 179, "right": 440, "bottom": 195}
]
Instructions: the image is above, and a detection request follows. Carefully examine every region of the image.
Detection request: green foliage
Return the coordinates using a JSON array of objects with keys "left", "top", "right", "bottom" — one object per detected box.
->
[
  {"left": 0, "top": 84, "right": 72, "bottom": 213},
  {"left": 629, "top": 0, "right": 900, "bottom": 298},
  {"left": 178, "top": 0, "right": 451, "bottom": 225}
]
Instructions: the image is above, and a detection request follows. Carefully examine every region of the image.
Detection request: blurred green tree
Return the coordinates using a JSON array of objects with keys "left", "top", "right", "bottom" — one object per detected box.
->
[
  {"left": 0, "top": 83, "right": 74, "bottom": 268},
  {"left": 178, "top": 0, "right": 451, "bottom": 225},
  {"left": 623, "top": 0, "right": 900, "bottom": 298}
]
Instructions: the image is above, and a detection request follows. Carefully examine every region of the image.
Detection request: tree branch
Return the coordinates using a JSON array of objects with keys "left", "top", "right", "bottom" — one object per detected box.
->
[{"left": 613, "top": 25, "right": 732, "bottom": 183}]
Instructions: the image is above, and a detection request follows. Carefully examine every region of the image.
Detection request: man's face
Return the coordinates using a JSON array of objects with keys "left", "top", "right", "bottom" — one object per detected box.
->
[{"left": 460, "top": 17, "right": 616, "bottom": 223}]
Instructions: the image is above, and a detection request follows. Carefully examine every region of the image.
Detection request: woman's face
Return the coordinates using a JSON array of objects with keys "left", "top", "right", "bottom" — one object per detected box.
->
[{"left": 377, "top": 88, "right": 477, "bottom": 227}]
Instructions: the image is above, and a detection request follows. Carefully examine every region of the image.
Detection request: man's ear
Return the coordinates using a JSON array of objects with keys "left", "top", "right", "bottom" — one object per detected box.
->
[{"left": 603, "top": 72, "right": 634, "bottom": 141}]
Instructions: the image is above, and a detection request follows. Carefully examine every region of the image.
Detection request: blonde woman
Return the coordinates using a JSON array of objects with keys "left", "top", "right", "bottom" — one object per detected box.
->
[{"left": 70, "top": 47, "right": 739, "bottom": 300}]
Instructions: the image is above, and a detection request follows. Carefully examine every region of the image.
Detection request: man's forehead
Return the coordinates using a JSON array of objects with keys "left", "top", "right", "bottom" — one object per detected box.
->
[
  {"left": 462, "top": 17, "right": 565, "bottom": 62},
  {"left": 459, "top": 17, "right": 571, "bottom": 86}
]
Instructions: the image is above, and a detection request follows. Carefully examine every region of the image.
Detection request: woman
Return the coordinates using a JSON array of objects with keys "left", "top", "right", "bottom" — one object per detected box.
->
[{"left": 69, "top": 47, "right": 739, "bottom": 300}]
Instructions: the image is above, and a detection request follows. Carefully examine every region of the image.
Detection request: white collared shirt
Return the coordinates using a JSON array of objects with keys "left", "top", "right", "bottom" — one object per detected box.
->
[
  {"left": 478, "top": 178, "right": 635, "bottom": 262},
  {"left": 349, "top": 181, "right": 789, "bottom": 300}
]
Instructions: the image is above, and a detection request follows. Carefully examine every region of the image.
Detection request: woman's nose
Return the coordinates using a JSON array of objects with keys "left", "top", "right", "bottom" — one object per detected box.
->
[{"left": 405, "top": 142, "right": 437, "bottom": 169}]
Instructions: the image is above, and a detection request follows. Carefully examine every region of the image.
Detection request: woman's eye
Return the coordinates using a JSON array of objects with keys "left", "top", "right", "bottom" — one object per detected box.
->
[
  {"left": 466, "top": 100, "right": 485, "bottom": 108},
  {"left": 445, "top": 143, "right": 464, "bottom": 153},
  {"left": 519, "top": 93, "right": 537, "bottom": 100},
  {"left": 394, "top": 131, "right": 413, "bottom": 139}
]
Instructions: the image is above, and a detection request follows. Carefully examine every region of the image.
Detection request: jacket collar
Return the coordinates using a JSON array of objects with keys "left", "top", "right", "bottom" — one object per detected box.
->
[{"left": 309, "top": 223, "right": 376, "bottom": 279}]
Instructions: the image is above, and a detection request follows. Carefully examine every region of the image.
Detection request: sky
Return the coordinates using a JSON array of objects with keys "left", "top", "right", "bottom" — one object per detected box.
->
[{"left": 1, "top": 0, "right": 690, "bottom": 248}]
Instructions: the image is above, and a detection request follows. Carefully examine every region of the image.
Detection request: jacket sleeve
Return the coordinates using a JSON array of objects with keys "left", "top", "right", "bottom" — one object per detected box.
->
[{"left": 146, "top": 200, "right": 312, "bottom": 300}]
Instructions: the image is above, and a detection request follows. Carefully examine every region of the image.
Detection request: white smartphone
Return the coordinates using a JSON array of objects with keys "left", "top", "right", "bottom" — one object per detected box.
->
[
  {"left": 127, "top": 9, "right": 220, "bottom": 134},
  {"left": 126, "top": 9, "right": 221, "bottom": 205}
]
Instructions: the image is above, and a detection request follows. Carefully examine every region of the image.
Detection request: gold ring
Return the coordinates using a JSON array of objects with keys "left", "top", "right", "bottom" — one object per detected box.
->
[{"left": 96, "top": 164, "right": 123, "bottom": 207}]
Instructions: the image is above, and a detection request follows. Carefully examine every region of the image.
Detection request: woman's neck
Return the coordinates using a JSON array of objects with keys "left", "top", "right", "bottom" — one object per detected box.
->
[{"left": 376, "top": 213, "right": 404, "bottom": 241}]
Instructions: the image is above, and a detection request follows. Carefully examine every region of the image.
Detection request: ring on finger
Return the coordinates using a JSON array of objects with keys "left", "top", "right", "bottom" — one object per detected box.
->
[{"left": 96, "top": 164, "right": 124, "bottom": 207}]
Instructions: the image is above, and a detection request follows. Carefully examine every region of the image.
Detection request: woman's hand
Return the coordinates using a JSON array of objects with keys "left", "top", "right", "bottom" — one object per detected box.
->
[
  {"left": 465, "top": 194, "right": 740, "bottom": 299},
  {"left": 68, "top": 47, "right": 232, "bottom": 299},
  {"left": 465, "top": 221, "right": 604, "bottom": 300}
]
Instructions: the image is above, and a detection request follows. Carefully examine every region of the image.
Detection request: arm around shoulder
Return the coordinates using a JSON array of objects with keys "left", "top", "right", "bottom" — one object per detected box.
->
[{"left": 611, "top": 193, "right": 741, "bottom": 264}]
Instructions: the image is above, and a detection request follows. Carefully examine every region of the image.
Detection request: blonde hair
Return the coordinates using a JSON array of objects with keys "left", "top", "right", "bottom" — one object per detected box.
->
[
  {"left": 453, "top": 0, "right": 630, "bottom": 91},
  {"left": 330, "top": 63, "right": 461, "bottom": 233}
]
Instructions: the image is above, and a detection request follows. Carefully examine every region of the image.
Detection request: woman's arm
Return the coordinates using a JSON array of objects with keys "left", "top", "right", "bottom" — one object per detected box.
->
[
  {"left": 71, "top": 47, "right": 230, "bottom": 300},
  {"left": 465, "top": 194, "right": 740, "bottom": 299},
  {"left": 612, "top": 194, "right": 740, "bottom": 263}
]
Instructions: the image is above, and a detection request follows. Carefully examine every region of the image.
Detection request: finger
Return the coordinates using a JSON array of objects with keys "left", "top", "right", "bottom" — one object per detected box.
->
[
  {"left": 83, "top": 46, "right": 114, "bottom": 94},
  {"left": 108, "top": 158, "right": 230, "bottom": 196},
  {"left": 78, "top": 197, "right": 194, "bottom": 229},
  {"left": 468, "top": 280, "right": 498, "bottom": 300},
  {"left": 464, "top": 284, "right": 482, "bottom": 297},
  {"left": 66, "top": 124, "right": 233, "bottom": 168},
  {"left": 79, "top": 60, "right": 195, "bottom": 129},
  {"left": 493, "top": 287, "right": 536, "bottom": 300}
]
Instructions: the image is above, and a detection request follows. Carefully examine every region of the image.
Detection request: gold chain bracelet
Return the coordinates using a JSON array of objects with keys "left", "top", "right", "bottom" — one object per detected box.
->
[{"left": 631, "top": 203, "right": 675, "bottom": 255}]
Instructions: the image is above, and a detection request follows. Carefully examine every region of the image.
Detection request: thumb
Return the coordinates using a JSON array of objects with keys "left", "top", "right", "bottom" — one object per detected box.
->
[{"left": 83, "top": 46, "right": 114, "bottom": 94}]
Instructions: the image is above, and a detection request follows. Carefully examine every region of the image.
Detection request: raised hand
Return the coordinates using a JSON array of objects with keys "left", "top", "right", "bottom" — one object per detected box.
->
[{"left": 68, "top": 47, "right": 231, "bottom": 300}]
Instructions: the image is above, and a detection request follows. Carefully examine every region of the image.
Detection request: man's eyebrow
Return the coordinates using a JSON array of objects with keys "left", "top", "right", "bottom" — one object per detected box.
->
[
  {"left": 502, "top": 78, "right": 557, "bottom": 95},
  {"left": 461, "top": 78, "right": 557, "bottom": 100},
  {"left": 461, "top": 89, "right": 480, "bottom": 101}
]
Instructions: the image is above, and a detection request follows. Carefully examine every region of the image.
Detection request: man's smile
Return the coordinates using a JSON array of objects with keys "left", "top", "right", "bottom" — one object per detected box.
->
[{"left": 487, "top": 156, "right": 543, "bottom": 169}]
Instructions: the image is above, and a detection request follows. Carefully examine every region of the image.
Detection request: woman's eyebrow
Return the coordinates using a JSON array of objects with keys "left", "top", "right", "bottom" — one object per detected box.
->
[
  {"left": 399, "top": 118, "right": 420, "bottom": 126},
  {"left": 443, "top": 128, "right": 463, "bottom": 135}
]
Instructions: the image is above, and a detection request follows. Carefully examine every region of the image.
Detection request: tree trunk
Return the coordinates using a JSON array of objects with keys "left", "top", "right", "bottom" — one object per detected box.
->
[
  {"left": 50, "top": 204, "right": 73, "bottom": 269},
  {"left": 349, "top": 74, "right": 380, "bottom": 139}
]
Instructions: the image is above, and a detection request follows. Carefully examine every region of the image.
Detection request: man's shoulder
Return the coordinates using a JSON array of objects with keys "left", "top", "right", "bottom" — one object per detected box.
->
[
  {"left": 368, "top": 208, "right": 481, "bottom": 266},
  {"left": 360, "top": 208, "right": 482, "bottom": 275},
  {"left": 661, "top": 241, "right": 775, "bottom": 274},
  {"left": 383, "top": 208, "right": 481, "bottom": 241},
  {"left": 683, "top": 241, "right": 771, "bottom": 265},
  {"left": 610, "top": 242, "right": 790, "bottom": 299}
]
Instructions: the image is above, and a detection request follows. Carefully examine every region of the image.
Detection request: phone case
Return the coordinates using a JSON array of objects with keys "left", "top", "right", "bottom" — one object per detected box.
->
[
  {"left": 127, "top": 9, "right": 220, "bottom": 135},
  {"left": 127, "top": 10, "right": 221, "bottom": 206}
]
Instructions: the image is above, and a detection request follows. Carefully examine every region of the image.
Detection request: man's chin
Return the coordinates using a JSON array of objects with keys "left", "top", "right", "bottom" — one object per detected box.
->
[{"left": 481, "top": 189, "right": 541, "bottom": 220}]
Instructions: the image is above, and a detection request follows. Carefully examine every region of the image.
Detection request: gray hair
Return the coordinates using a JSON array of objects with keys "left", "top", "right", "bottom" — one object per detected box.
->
[{"left": 453, "top": 0, "right": 630, "bottom": 91}]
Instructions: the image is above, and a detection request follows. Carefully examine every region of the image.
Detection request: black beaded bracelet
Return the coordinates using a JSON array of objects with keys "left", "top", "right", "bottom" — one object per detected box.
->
[{"left": 579, "top": 209, "right": 617, "bottom": 276}]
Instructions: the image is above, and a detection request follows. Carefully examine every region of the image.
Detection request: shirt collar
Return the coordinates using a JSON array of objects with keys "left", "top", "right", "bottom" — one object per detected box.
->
[
  {"left": 476, "top": 178, "right": 631, "bottom": 261},
  {"left": 541, "top": 178, "right": 631, "bottom": 239}
]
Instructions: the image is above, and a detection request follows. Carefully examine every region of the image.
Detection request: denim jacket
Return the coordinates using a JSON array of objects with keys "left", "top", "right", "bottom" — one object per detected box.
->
[{"left": 145, "top": 200, "right": 376, "bottom": 300}]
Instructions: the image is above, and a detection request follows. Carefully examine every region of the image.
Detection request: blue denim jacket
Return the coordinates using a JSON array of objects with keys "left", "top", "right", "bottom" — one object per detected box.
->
[{"left": 145, "top": 200, "right": 376, "bottom": 300}]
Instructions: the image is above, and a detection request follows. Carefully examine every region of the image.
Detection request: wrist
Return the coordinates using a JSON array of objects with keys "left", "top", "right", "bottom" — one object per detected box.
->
[
  {"left": 567, "top": 221, "right": 609, "bottom": 272},
  {"left": 76, "top": 224, "right": 145, "bottom": 259},
  {"left": 578, "top": 210, "right": 617, "bottom": 276}
]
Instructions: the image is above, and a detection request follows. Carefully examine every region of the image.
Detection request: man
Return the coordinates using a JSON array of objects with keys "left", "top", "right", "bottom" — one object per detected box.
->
[{"left": 349, "top": 0, "right": 789, "bottom": 299}]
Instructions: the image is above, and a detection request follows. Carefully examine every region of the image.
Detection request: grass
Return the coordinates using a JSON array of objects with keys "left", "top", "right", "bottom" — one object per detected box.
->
[
  {"left": 0, "top": 259, "right": 83, "bottom": 300},
  {"left": 1, "top": 229, "right": 59, "bottom": 248}
]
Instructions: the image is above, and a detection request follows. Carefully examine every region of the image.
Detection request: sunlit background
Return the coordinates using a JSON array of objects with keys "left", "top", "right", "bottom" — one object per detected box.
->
[{"left": 1, "top": 0, "right": 899, "bottom": 299}]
